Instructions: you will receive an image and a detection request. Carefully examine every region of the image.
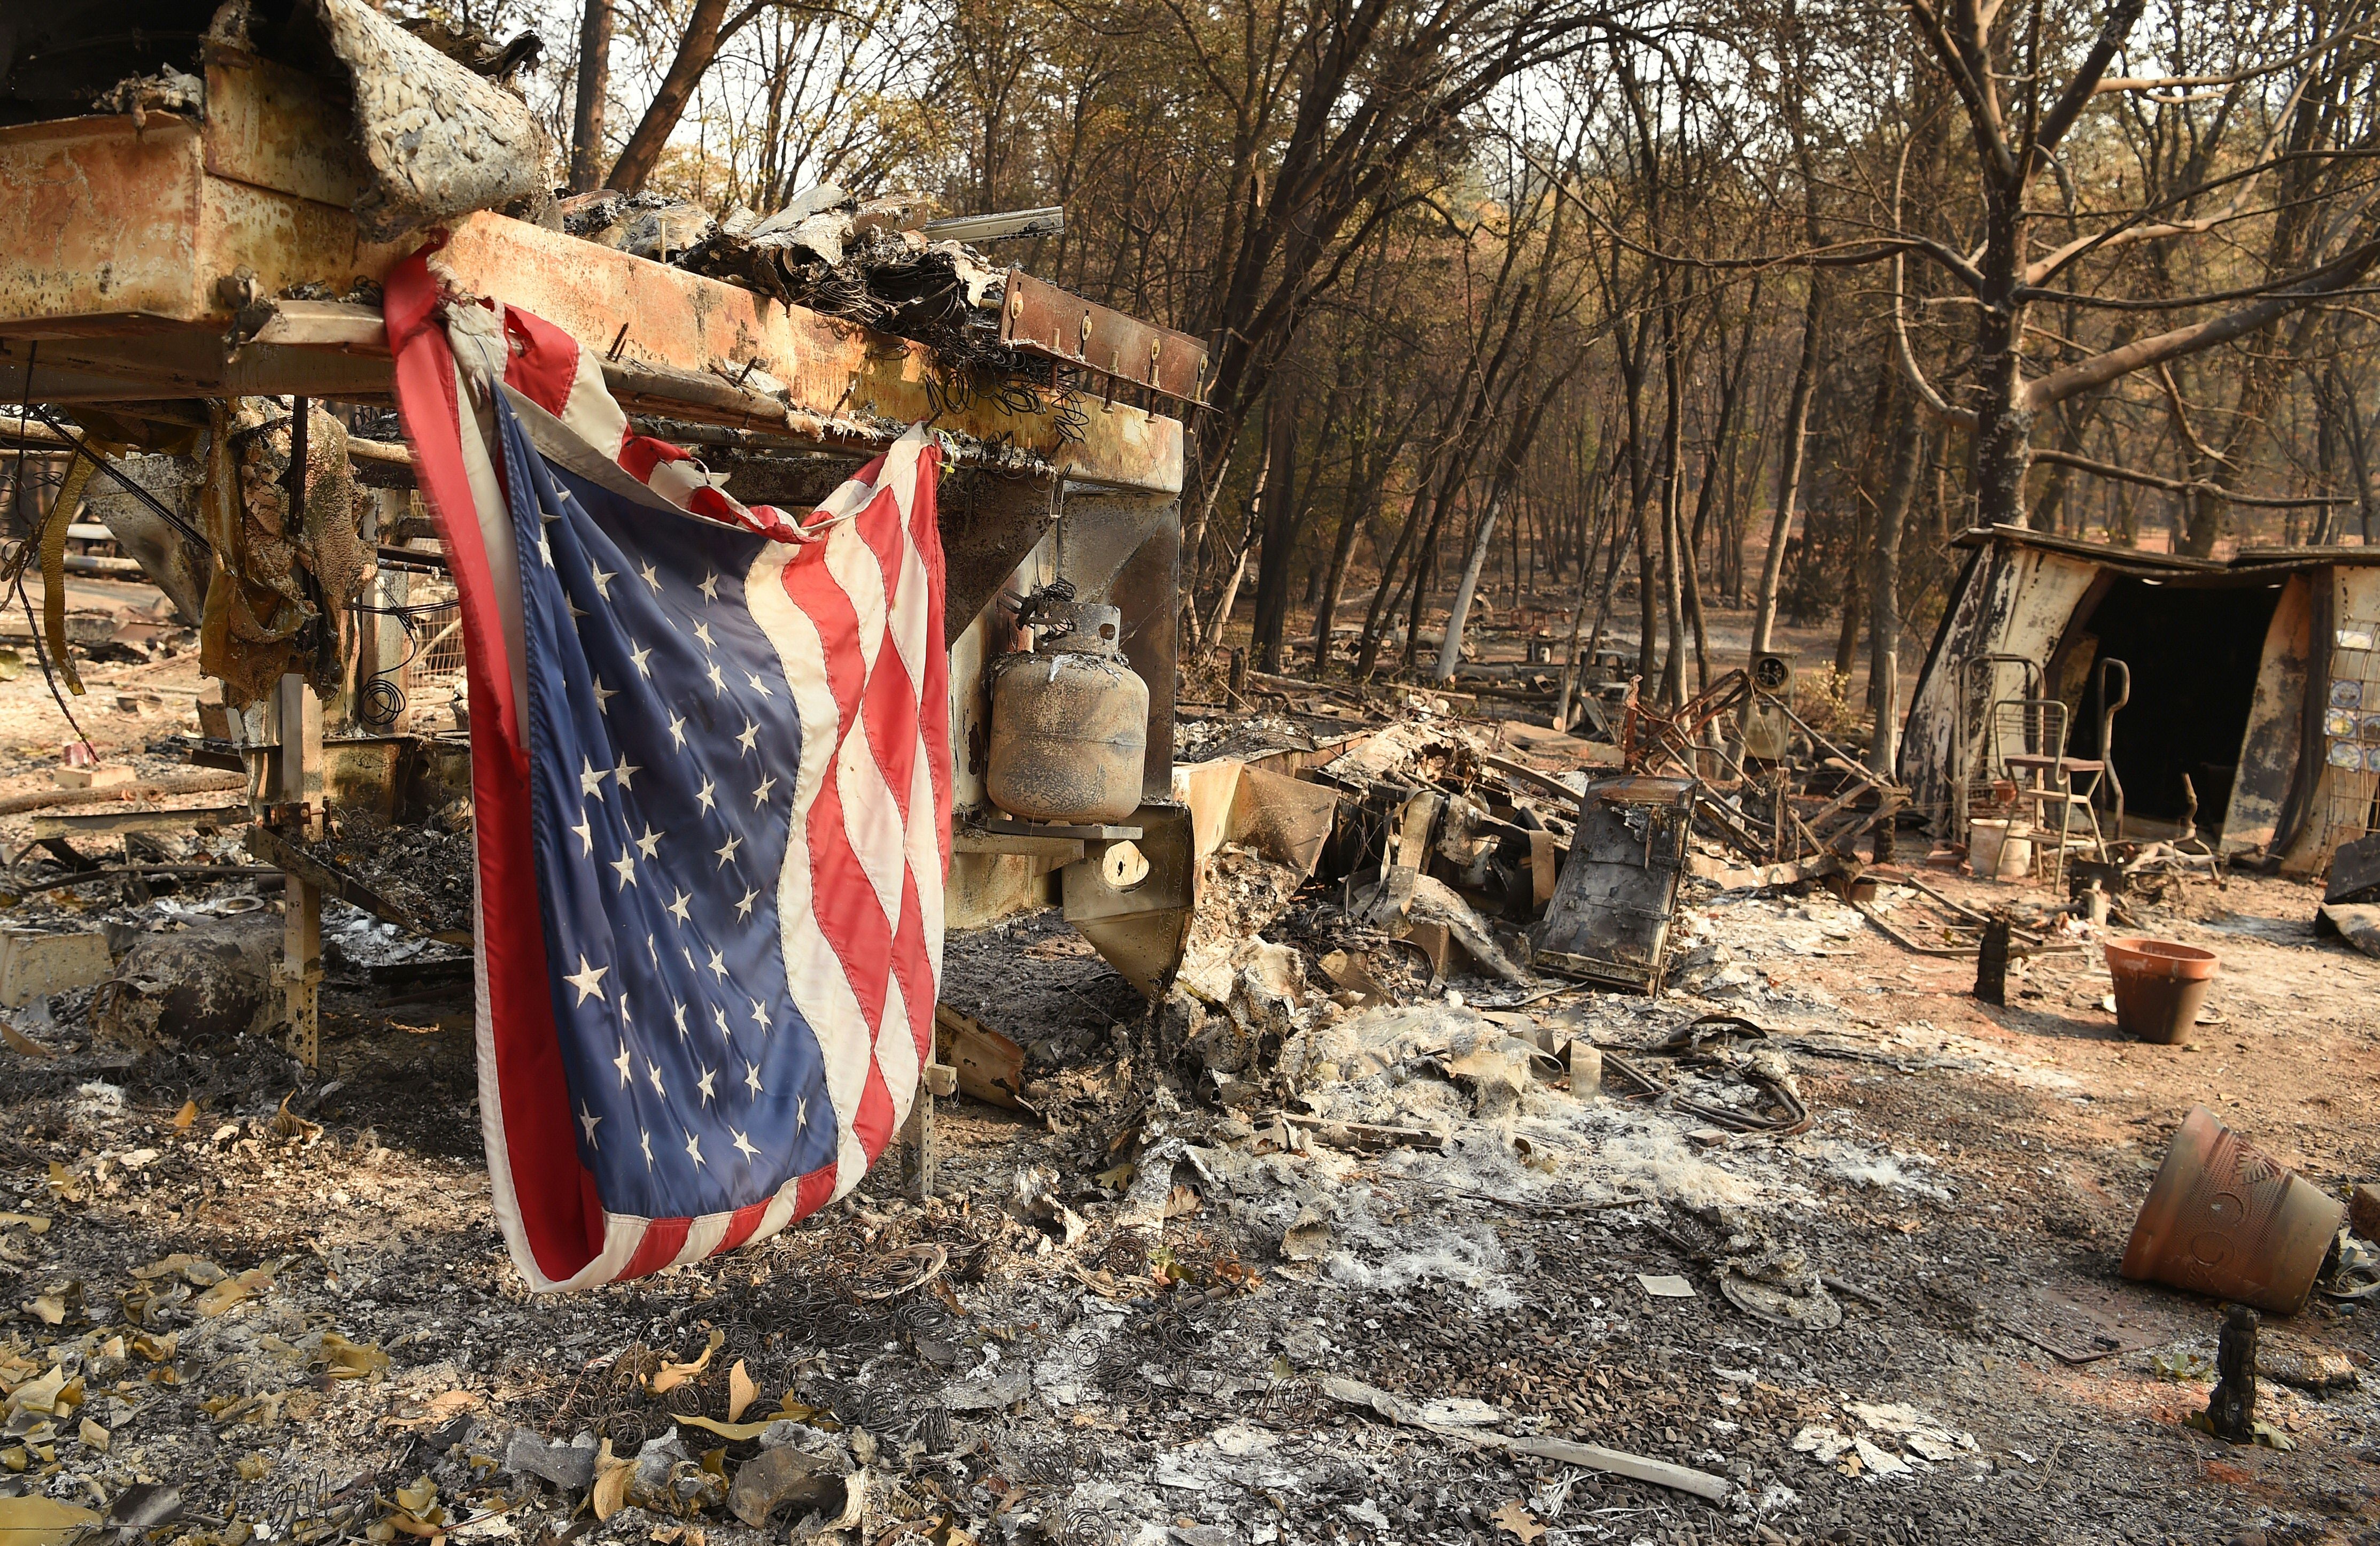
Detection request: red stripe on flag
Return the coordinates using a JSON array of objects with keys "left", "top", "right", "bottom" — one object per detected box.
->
[
  {"left": 851, "top": 1060, "right": 896, "bottom": 1169},
  {"left": 711, "top": 1200, "right": 773, "bottom": 1256},
  {"left": 778, "top": 546, "right": 894, "bottom": 1049},
  {"left": 617, "top": 1218, "right": 691, "bottom": 1282},
  {"left": 889, "top": 867, "right": 937, "bottom": 1070},
  {"left": 499, "top": 306, "right": 583, "bottom": 421},
  {"left": 904, "top": 449, "right": 953, "bottom": 877},
  {"left": 793, "top": 1163, "right": 838, "bottom": 1220},
  {"left": 619, "top": 435, "right": 692, "bottom": 484},
  {"left": 848, "top": 463, "right": 944, "bottom": 1078},
  {"left": 388, "top": 251, "right": 594, "bottom": 1288}
]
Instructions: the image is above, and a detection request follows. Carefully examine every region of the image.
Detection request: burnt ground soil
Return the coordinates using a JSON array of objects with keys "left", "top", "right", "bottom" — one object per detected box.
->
[
  {"left": 0, "top": 849, "right": 2365, "bottom": 1546},
  {"left": 0, "top": 601, "right": 2366, "bottom": 1543}
]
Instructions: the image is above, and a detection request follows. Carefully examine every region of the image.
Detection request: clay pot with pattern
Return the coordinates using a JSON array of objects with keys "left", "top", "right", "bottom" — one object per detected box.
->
[{"left": 2121, "top": 1105, "right": 2344, "bottom": 1316}]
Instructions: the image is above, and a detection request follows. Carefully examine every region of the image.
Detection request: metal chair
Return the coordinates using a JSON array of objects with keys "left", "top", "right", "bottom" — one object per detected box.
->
[
  {"left": 1992, "top": 697, "right": 2106, "bottom": 888},
  {"left": 1954, "top": 654, "right": 2044, "bottom": 839}
]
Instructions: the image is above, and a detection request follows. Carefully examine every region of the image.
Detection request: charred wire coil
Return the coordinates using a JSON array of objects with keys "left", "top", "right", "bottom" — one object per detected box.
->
[
  {"left": 347, "top": 592, "right": 459, "bottom": 729},
  {"left": 891, "top": 1293, "right": 953, "bottom": 1340},
  {"left": 357, "top": 675, "right": 405, "bottom": 729}
]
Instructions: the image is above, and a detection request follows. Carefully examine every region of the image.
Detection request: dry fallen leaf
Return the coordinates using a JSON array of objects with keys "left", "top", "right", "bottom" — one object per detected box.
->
[
  {"left": 0, "top": 1495, "right": 99, "bottom": 1546},
  {"left": 270, "top": 1092, "right": 321, "bottom": 1142},
  {"left": 76, "top": 1418, "right": 105, "bottom": 1452},
  {"left": 1490, "top": 1499, "right": 1546, "bottom": 1543},
  {"left": 316, "top": 1332, "right": 390, "bottom": 1381},
  {"left": 672, "top": 1414, "right": 774, "bottom": 1443},
  {"left": 197, "top": 1263, "right": 278, "bottom": 1317},
  {"left": 726, "top": 1359, "right": 757, "bottom": 1424},
  {"left": 129, "top": 1332, "right": 176, "bottom": 1362},
  {"left": 1162, "top": 1184, "right": 1203, "bottom": 1219},
  {"left": 6, "top": 1367, "right": 65, "bottom": 1417},
  {"left": 169, "top": 1100, "right": 198, "bottom": 1132},
  {"left": 590, "top": 1440, "right": 634, "bottom": 1521},
  {"left": 42, "top": 1163, "right": 81, "bottom": 1205},
  {"left": 133, "top": 1254, "right": 223, "bottom": 1286},
  {"left": 646, "top": 1327, "right": 725, "bottom": 1396},
  {"left": 20, "top": 1287, "right": 71, "bottom": 1326}
]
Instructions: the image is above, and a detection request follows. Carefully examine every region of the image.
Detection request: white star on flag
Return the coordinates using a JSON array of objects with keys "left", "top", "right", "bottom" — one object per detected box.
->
[{"left": 566, "top": 956, "right": 609, "bottom": 1004}]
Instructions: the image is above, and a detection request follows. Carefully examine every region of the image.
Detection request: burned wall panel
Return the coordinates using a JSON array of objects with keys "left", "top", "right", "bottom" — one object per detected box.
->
[
  {"left": 2222, "top": 574, "right": 2314, "bottom": 857},
  {"left": 2282, "top": 565, "right": 2380, "bottom": 875}
]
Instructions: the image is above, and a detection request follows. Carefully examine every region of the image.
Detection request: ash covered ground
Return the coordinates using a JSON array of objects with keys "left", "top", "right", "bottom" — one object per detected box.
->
[{"left": 0, "top": 635, "right": 2367, "bottom": 1544}]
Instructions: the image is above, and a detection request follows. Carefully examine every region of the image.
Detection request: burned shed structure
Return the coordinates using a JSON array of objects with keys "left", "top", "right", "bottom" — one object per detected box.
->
[
  {"left": 1902, "top": 524, "right": 2380, "bottom": 875},
  {"left": 0, "top": 0, "right": 1201, "bottom": 1061}
]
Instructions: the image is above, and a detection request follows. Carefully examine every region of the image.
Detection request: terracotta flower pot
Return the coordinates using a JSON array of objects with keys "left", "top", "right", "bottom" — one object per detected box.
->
[
  {"left": 2121, "top": 1106, "right": 2344, "bottom": 1316},
  {"left": 2104, "top": 938, "right": 2218, "bottom": 1044}
]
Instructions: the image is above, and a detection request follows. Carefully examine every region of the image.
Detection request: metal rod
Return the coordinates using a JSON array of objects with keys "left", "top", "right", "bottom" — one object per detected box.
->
[{"left": 22, "top": 406, "right": 212, "bottom": 553}]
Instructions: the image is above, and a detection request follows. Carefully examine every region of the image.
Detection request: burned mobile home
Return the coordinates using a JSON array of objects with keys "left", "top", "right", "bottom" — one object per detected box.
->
[
  {"left": 1901, "top": 523, "right": 2380, "bottom": 875},
  {"left": 0, "top": 0, "right": 1206, "bottom": 1065}
]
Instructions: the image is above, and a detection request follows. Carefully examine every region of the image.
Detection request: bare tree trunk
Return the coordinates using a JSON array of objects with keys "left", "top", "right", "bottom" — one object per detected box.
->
[
  {"left": 1869, "top": 416, "right": 1925, "bottom": 776},
  {"left": 1435, "top": 495, "right": 1500, "bottom": 681},
  {"left": 1655, "top": 276, "right": 1690, "bottom": 706},
  {"left": 1248, "top": 391, "right": 1305, "bottom": 671},
  {"left": 1583, "top": 463, "right": 1629, "bottom": 672},
  {"left": 1196, "top": 434, "right": 1272, "bottom": 663},
  {"left": 606, "top": 0, "right": 751, "bottom": 194},
  {"left": 1680, "top": 499, "right": 1711, "bottom": 696},
  {"left": 1753, "top": 277, "right": 1824, "bottom": 652},
  {"left": 569, "top": 0, "right": 614, "bottom": 192},
  {"left": 2337, "top": 362, "right": 2380, "bottom": 542},
  {"left": 1206, "top": 542, "right": 1250, "bottom": 650},
  {"left": 1355, "top": 484, "right": 1430, "bottom": 681},
  {"left": 1553, "top": 486, "right": 1610, "bottom": 729},
  {"left": 1311, "top": 481, "right": 1374, "bottom": 678}
]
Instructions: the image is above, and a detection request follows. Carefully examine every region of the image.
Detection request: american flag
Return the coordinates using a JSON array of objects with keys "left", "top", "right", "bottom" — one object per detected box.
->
[{"left": 385, "top": 249, "right": 949, "bottom": 1290}]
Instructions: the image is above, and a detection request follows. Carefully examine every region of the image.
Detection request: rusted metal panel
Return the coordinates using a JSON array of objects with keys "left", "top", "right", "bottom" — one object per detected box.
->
[
  {"left": 2220, "top": 573, "right": 2312, "bottom": 857},
  {"left": 0, "top": 110, "right": 399, "bottom": 345},
  {"left": 1063, "top": 802, "right": 1196, "bottom": 999},
  {"left": 0, "top": 63, "right": 1183, "bottom": 492},
  {"left": 200, "top": 176, "right": 394, "bottom": 319},
  {"left": 0, "top": 114, "right": 208, "bottom": 330},
  {"left": 999, "top": 269, "right": 1209, "bottom": 405},
  {"left": 1533, "top": 775, "right": 1695, "bottom": 994},
  {"left": 935, "top": 475, "right": 1056, "bottom": 646},
  {"left": 201, "top": 47, "right": 368, "bottom": 208},
  {"left": 436, "top": 218, "right": 1183, "bottom": 491}
]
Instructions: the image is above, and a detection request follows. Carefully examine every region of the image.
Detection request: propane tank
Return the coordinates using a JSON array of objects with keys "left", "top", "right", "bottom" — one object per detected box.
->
[{"left": 987, "top": 602, "right": 1149, "bottom": 824}]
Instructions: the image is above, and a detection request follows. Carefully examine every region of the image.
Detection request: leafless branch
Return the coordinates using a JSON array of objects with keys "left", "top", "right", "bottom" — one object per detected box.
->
[{"left": 2030, "top": 447, "right": 2353, "bottom": 507}]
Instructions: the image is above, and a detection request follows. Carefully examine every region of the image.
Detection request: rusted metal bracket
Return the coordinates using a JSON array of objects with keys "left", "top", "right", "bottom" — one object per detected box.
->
[{"left": 999, "top": 270, "right": 1208, "bottom": 406}]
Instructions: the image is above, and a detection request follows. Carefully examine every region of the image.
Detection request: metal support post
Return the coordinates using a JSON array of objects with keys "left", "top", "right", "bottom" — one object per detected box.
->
[
  {"left": 260, "top": 401, "right": 329, "bottom": 1069},
  {"left": 902, "top": 1061, "right": 958, "bottom": 1199},
  {"left": 269, "top": 671, "right": 325, "bottom": 1068}
]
